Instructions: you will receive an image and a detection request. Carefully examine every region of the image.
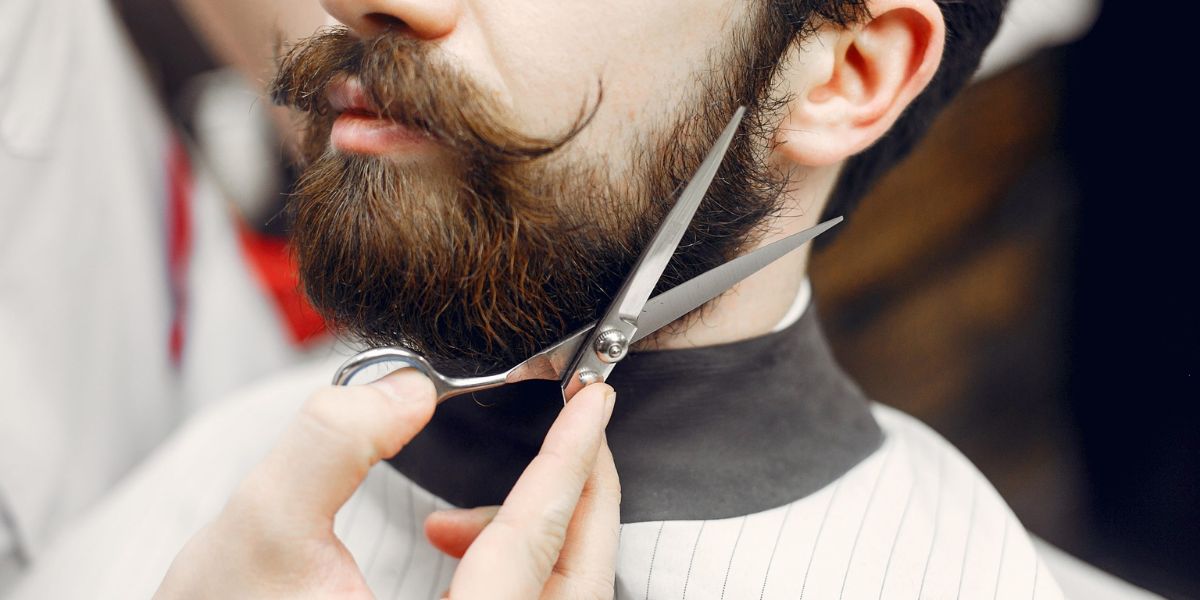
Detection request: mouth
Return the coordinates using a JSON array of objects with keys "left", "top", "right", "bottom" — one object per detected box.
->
[{"left": 327, "top": 77, "right": 432, "bottom": 156}]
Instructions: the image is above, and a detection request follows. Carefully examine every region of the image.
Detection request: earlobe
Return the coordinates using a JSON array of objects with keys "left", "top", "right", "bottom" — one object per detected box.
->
[{"left": 772, "top": 0, "right": 945, "bottom": 168}]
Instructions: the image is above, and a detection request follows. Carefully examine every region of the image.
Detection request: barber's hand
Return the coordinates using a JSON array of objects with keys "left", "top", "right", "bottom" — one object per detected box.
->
[{"left": 154, "top": 369, "right": 620, "bottom": 600}]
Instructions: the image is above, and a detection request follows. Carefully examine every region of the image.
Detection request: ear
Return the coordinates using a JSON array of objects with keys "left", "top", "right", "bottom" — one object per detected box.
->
[{"left": 772, "top": 0, "right": 945, "bottom": 167}]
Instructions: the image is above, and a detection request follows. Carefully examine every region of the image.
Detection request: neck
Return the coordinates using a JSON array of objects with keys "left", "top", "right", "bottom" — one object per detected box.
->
[{"left": 648, "top": 163, "right": 836, "bottom": 350}]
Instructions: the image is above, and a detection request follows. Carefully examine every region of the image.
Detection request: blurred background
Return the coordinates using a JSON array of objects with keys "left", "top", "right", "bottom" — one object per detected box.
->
[
  {"left": 814, "top": 4, "right": 1199, "bottom": 596},
  {"left": 111, "top": 0, "right": 1198, "bottom": 596}
]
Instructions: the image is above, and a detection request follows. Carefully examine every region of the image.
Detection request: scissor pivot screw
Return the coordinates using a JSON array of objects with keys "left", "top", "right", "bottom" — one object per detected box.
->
[
  {"left": 594, "top": 329, "right": 629, "bottom": 363},
  {"left": 578, "top": 370, "right": 604, "bottom": 386}
]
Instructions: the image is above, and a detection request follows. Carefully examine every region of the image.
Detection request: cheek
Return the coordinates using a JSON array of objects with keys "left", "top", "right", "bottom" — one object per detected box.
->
[{"left": 462, "top": 0, "right": 743, "bottom": 151}]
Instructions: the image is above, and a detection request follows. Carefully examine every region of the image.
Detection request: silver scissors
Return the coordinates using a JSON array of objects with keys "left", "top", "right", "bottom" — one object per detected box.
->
[{"left": 333, "top": 107, "right": 843, "bottom": 401}]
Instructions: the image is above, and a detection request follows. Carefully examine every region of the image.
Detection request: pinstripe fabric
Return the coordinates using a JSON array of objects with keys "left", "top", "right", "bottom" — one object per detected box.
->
[
  {"left": 607, "top": 406, "right": 1061, "bottom": 599},
  {"left": 322, "top": 401, "right": 1062, "bottom": 599},
  {"left": 7, "top": 358, "right": 1064, "bottom": 600}
]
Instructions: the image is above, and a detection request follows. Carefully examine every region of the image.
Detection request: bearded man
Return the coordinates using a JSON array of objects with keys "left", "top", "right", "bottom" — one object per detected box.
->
[{"left": 8, "top": 0, "right": 1153, "bottom": 598}]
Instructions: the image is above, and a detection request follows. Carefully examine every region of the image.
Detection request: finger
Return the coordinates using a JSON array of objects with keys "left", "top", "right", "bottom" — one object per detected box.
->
[
  {"left": 228, "top": 369, "right": 436, "bottom": 527},
  {"left": 425, "top": 506, "right": 500, "bottom": 558},
  {"left": 447, "top": 383, "right": 616, "bottom": 599},
  {"left": 542, "top": 436, "right": 621, "bottom": 598}
]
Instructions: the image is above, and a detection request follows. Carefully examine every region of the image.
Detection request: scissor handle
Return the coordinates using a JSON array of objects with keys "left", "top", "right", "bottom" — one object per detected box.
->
[{"left": 332, "top": 346, "right": 508, "bottom": 403}]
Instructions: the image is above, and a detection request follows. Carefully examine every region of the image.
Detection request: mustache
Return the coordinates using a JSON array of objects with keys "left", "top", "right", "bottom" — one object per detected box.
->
[{"left": 269, "top": 27, "right": 599, "bottom": 163}]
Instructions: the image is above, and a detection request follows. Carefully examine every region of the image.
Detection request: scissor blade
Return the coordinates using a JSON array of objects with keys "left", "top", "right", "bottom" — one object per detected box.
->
[
  {"left": 559, "top": 108, "right": 747, "bottom": 399},
  {"left": 607, "top": 107, "right": 746, "bottom": 323},
  {"left": 510, "top": 216, "right": 843, "bottom": 386},
  {"left": 632, "top": 217, "right": 843, "bottom": 344}
]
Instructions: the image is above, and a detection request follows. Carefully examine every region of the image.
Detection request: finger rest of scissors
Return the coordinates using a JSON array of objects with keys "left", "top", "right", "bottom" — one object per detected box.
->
[{"left": 332, "top": 346, "right": 509, "bottom": 403}]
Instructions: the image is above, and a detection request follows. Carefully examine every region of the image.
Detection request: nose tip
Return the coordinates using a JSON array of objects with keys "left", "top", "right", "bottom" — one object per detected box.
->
[
  {"left": 363, "top": 12, "right": 406, "bottom": 32},
  {"left": 321, "top": 0, "right": 460, "bottom": 40}
]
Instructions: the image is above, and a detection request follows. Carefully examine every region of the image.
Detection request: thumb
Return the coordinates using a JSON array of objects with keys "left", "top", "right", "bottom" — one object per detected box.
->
[{"left": 228, "top": 369, "right": 437, "bottom": 528}]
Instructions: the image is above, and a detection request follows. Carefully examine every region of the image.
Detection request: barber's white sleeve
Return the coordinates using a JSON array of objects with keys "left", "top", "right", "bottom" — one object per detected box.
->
[
  {"left": 1, "top": 0, "right": 315, "bottom": 587},
  {"left": 5, "top": 359, "right": 337, "bottom": 599}
]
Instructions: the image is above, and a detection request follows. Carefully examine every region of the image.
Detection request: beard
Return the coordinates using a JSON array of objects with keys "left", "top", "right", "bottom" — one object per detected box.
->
[{"left": 270, "top": 9, "right": 802, "bottom": 377}]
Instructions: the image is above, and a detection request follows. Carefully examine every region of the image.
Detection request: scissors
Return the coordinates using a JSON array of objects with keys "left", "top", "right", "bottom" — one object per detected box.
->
[{"left": 333, "top": 107, "right": 842, "bottom": 402}]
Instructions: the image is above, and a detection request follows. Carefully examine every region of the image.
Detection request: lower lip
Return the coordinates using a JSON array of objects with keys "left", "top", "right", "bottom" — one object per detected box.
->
[{"left": 330, "top": 112, "right": 431, "bottom": 156}]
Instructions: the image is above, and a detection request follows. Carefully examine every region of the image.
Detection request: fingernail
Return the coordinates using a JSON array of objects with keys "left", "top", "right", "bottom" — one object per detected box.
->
[{"left": 602, "top": 385, "right": 616, "bottom": 426}]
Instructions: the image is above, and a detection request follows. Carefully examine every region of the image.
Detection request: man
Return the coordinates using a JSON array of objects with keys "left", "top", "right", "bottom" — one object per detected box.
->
[{"left": 4, "top": 0, "right": 1142, "bottom": 597}]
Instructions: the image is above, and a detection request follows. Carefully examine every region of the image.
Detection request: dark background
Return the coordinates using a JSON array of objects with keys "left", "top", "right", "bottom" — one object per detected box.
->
[
  {"left": 115, "top": 1, "right": 1198, "bottom": 596},
  {"left": 813, "top": 4, "right": 1198, "bottom": 596},
  {"left": 1061, "top": 3, "right": 1197, "bottom": 594}
]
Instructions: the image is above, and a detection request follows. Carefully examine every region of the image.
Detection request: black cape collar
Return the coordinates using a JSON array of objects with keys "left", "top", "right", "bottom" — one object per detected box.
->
[{"left": 387, "top": 306, "right": 883, "bottom": 523}]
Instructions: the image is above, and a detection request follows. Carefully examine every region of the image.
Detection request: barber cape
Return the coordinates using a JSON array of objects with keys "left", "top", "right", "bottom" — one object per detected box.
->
[
  {"left": 12, "top": 280, "right": 1129, "bottom": 599},
  {"left": 0, "top": 0, "right": 310, "bottom": 588}
]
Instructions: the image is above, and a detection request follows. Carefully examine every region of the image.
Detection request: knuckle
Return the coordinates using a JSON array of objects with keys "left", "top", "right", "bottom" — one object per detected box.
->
[
  {"left": 608, "top": 475, "right": 622, "bottom": 504},
  {"left": 527, "top": 529, "right": 567, "bottom": 578},
  {"left": 298, "top": 391, "right": 347, "bottom": 441},
  {"left": 525, "top": 536, "right": 564, "bottom": 582},
  {"left": 301, "top": 386, "right": 355, "bottom": 426},
  {"left": 538, "top": 447, "right": 594, "bottom": 487},
  {"left": 303, "top": 385, "right": 389, "bottom": 425},
  {"left": 299, "top": 383, "right": 431, "bottom": 460},
  {"left": 581, "top": 468, "right": 621, "bottom": 505},
  {"left": 299, "top": 386, "right": 386, "bottom": 445},
  {"left": 492, "top": 509, "right": 569, "bottom": 576}
]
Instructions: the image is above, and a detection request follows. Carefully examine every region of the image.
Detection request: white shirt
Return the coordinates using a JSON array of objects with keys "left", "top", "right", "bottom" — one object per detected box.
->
[{"left": 0, "top": 0, "right": 311, "bottom": 588}]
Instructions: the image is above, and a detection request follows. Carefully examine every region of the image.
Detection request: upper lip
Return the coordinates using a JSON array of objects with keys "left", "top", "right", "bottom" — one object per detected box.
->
[{"left": 327, "top": 77, "right": 380, "bottom": 116}]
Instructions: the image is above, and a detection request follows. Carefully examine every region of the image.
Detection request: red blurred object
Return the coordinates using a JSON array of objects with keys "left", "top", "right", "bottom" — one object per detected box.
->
[
  {"left": 237, "top": 224, "right": 327, "bottom": 346},
  {"left": 167, "top": 136, "right": 192, "bottom": 363}
]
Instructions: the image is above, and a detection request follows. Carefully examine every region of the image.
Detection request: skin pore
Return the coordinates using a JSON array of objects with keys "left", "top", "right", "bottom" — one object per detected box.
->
[{"left": 277, "top": 0, "right": 945, "bottom": 367}]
